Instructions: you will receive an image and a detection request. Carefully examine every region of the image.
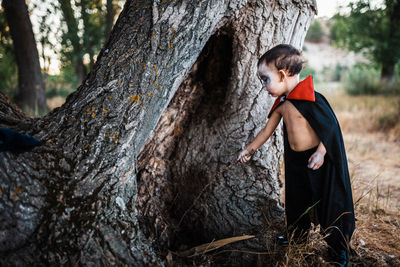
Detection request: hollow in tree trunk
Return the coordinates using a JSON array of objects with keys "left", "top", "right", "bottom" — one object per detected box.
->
[{"left": 0, "top": 0, "right": 315, "bottom": 265}]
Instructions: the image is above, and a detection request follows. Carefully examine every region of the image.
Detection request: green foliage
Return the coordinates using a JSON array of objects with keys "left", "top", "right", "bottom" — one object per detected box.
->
[
  {"left": 300, "top": 65, "right": 317, "bottom": 81},
  {"left": 58, "top": 0, "right": 107, "bottom": 68},
  {"left": 329, "top": 0, "right": 400, "bottom": 80},
  {"left": 0, "top": 8, "right": 18, "bottom": 98},
  {"left": 342, "top": 64, "right": 400, "bottom": 95},
  {"left": 305, "top": 20, "right": 324, "bottom": 43},
  {"left": 321, "top": 64, "right": 349, "bottom": 82},
  {"left": 45, "top": 65, "right": 78, "bottom": 98},
  {"left": 0, "top": 45, "right": 18, "bottom": 98}
]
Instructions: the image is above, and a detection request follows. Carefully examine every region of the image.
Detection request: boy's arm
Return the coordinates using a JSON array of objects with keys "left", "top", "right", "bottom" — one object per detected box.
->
[{"left": 238, "top": 111, "right": 282, "bottom": 163}]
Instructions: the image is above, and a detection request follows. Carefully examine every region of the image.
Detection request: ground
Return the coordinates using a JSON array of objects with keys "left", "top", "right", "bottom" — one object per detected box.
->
[
  {"left": 46, "top": 83, "right": 400, "bottom": 266},
  {"left": 172, "top": 84, "right": 400, "bottom": 266}
]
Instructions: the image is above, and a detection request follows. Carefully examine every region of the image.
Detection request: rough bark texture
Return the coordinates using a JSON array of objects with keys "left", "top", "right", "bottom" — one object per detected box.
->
[
  {"left": 2, "top": 0, "right": 48, "bottom": 115},
  {"left": 0, "top": 0, "right": 315, "bottom": 265},
  {"left": 137, "top": 0, "right": 316, "bottom": 262}
]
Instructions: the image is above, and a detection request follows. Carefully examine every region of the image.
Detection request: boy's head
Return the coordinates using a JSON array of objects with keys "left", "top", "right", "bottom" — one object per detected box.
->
[
  {"left": 257, "top": 44, "right": 305, "bottom": 97},
  {"left": 258, "top": 44, "right": 304, "bottom": 76}
]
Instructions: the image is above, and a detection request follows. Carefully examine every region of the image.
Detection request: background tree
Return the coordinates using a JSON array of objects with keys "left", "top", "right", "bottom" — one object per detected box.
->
[
  {"left": 57, "top": 0, "right": 122, "bottom": 86},
  {"left": 1, "top": 0, "right": 48, "bottom": 115},
  {"left": 0, "top": 9, "right": 18, "bottom": 99},
  {"left": 0, "top": 0, "right": 315, "bottom": 265},
  {"left": 305, "top": 19, "right": 324, "bottom": 42},
  {"left": 330, "top": 0, "right": 400, "bottom": 81}
]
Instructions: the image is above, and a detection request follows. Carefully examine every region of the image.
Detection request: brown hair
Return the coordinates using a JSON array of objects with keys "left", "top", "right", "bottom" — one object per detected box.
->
[{"left": 257, "top": 44, "right": 305, "bottom": 76}]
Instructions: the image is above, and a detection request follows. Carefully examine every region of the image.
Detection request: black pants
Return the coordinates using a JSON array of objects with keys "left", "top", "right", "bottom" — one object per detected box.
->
[{"left": 284, "top": 145, "right": 349, "bottom": 252}]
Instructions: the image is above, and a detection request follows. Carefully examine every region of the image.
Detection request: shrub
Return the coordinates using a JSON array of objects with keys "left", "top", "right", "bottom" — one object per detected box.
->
[
  {"left": 305, "top": 20, "right": 324, "bottom": 43},
  {"left": 342, "top": 65, "right": 400, "bottom": 95}
]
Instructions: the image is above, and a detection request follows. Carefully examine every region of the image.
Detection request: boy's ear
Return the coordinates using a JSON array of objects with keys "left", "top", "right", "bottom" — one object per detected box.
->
[{"left": 278, "top": 69, "right": 287, "bottom": 82}]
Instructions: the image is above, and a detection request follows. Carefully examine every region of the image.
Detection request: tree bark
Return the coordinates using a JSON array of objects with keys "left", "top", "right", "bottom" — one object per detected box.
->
[
  {"left": 137, "top": 1, "right": 316, "bottom": 263},
  {"left": 0, "top": 0, "right": 315, "bottom": 265},
  {"left": 59, "top": 0, "right": 87, "bottom": 86},
  {"left": 2, "top": 0, "right": 48, "bottom": 115},
  {"left": 106, "top": 0, "right": 116, "bottom": 39}
]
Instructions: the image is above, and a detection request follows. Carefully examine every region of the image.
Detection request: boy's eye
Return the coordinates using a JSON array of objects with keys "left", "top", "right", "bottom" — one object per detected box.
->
[{"left": 260, "top": 76, "right": 271, "bottom": 87}]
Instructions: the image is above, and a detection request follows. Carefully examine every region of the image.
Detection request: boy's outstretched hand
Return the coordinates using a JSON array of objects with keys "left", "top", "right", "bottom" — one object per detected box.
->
[
  {"left": 308, "top": 150, "right": 325, "bottom": 170},
  {"left": 237, "top": 148, "right": 255, "bottom": 164}
]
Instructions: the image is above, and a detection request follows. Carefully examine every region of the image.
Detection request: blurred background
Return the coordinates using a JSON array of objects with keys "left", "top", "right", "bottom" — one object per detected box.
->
[{"left": 0, "top": 0, "right": 399, "bottom": 262}]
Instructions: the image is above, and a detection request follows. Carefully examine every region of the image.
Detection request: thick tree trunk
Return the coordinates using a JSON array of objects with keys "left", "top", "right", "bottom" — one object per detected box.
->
[
  {"left": 2, "top": 0, "right": 48, "bottom": 115},
  {"left": 0, "top": 0, "right": 315, "bottom": 265},
  {"left": 137, "top": 1, "right": 316, "bottom": 263}
]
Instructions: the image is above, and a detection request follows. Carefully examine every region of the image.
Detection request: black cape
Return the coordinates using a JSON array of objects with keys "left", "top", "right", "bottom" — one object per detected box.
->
[{"left": 282, "top": 91, "right": 356, "bottom": 246}]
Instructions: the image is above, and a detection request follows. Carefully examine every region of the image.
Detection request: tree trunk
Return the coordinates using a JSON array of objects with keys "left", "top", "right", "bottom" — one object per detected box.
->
[
  {"left": 59, "top": 0, "right": 87, "bottom": 86},
  {"left": 0, "top": 0, "right": 315, "bottom": 265},
  {"left": 381, "top": 62, "right": 395, "bottom": 82},
  {"left": 381, "top": 0, "right": 400, "bottom": 82},
  {"left": 2, "top": 0, "right": 48, "bottom": 115},
  {"left": 105, "top": 0, "right": 116, "bottom": 39},
  {"left": 137, "top": 1, "right": 315, "bottom": 263}
]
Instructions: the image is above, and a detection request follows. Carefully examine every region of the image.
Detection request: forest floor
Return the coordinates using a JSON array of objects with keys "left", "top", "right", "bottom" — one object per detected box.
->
[
  {"left": 175, "top": 85, "right": 400, "bottom": 266},
  {"left": 48, "top": 85, "right": 400, "bottom": 266},
  {"left": 323, "top": 85, "right": 400, "bottom": 266}
]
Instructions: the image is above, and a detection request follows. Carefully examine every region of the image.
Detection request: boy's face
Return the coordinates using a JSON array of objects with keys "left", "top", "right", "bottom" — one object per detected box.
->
[{"left": 257, "top": 62, "right": 288, "bottom": 97}]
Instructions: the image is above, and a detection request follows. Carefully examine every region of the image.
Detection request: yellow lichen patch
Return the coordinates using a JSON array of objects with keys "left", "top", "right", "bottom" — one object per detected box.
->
[
  {"left": 15, "top": 187, "right": 23, "bottom": 194},
  {"left": 85, "top": 144, "right": 90, "bottom": 148},
  {"left": 169, "top": 43, "right": 174, "bottom": 49},
  {"left": 122, "top": 122, "right": 127, "bottom": 126},
  {"left": 11, "top": 193, "right": 17, "bottom": 199},
  {"left": 142, "top": 63, "right": 147, "bottom": 69},
  {"left": 106, "top": 132, "right": 110, "bottom": 137},
  {"left": 153, "top": 81, "right": 158, "bottom": 86},
  {"left": 109, "top": 61, "right": 114, "bottom": 67},
  {"left": 171, "top": 27, "right": 175, "bottom": 32},
  {"left": 83, "top": 119, "right": 88, "bottom": 123},
  {"left": 91, "top": 106, "right": 95, "bottom": 111},
  {"left": 109, "top": 95, "right": 113, "bottom": 99},
  {"left": 130, "top": 95, "right": 140, "bottom": 103},
  {"left": 117, "top": 81, "right": 122, "bottom": 86},
  {"left": 151, "top": 33, "right": 156, "bottom": 38},
  {"left": 103, "top": 109, "right": 109, "bottom": 114},
  {"left": 136, "top": 3, "right": 140, "bottom": 7},
  {"left": 86, "top": 107, "right": 91, "bottom": 114},
  {"left": 73, "top": 117, "right": 77, "bottom": 120},
  {"left": 92, "top": 113, "right": 96, "bottom": 119},
  {"left": 162, "top": 0, "right": 167, "bottom": 2},
  {"left": 158, "top": 85, "right": 162, "bottom": 90}
]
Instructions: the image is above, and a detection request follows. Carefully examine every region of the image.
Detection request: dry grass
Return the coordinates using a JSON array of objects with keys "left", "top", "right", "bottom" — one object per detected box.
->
[{"left": 173, "top": 87, "right": 400, "bottom": 266}]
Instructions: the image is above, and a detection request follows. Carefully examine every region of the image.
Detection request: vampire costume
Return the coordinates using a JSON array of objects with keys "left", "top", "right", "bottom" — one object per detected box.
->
[
  {"left": 267, "top": 75, "right": 355, "bottom": 255},
  {"left": 0, "top": 128, "right": 42, "bottom": 153}
]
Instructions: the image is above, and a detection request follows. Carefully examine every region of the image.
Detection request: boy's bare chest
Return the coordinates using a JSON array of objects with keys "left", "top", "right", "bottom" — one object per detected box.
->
[{"left": 277, "top": 101, "right": 307, "bottom": 125}]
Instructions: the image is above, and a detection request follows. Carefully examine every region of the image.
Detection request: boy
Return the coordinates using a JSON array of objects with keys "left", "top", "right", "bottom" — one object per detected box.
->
[{"left": 237, "top": 44, "right": 355, "bottom": 266}]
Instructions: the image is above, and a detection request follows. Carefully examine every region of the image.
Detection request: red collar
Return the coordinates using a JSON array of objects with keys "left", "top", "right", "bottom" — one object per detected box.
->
[{"left": 267, "top": 75, "right": 315, "bottom": 118}]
